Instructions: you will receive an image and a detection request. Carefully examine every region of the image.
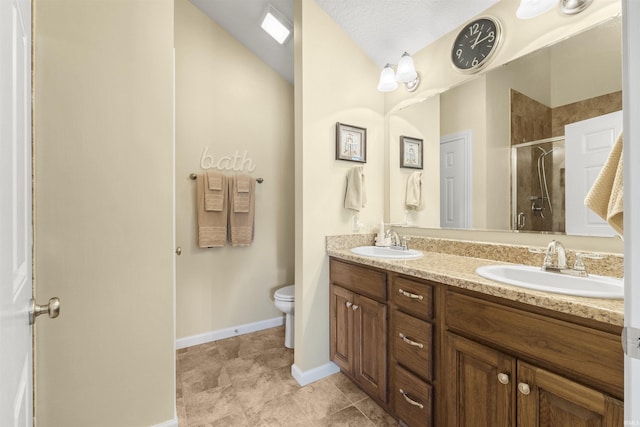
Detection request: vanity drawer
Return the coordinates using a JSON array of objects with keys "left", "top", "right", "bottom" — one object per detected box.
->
[
  {"left": 391, "top": 276, "right": 433, "bottom": 320},
  {"left": 330, "top": 258, "right": 387, "bottom": 302},
  {"left": 393, "top": 310, "right": 433, "bottom": 381},
  {"left": 445, "top": 290, "right": 624, "bottom": 399},
  {"left": 393, "top": 364, "right": 432, "bottom": 427}
]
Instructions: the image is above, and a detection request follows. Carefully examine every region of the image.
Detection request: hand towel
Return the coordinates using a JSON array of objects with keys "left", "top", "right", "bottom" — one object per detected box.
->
[
  {"left": 204, "top": 171, "right": 225, "bottom": 212},
  {"left": 229, "top": 174, "right": 255, "bottom": 247},
  {"left": 344, "top": 166, "right": 366, "bottom": 211},
  {"left": 233, "top": 174, "right": 252, "bottom": 213},
  {"left": 196, "top": 174, "right": 227, "bottom": 247},
  {"left": 585, "top": 132, "right": 623, "bottom": 235},
  {"left": 405, "top": 171, "right": 423, "bottom": 209}
]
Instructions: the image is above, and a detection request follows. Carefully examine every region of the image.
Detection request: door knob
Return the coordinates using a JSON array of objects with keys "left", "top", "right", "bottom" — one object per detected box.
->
[
  {"left": 518, "top": 382, "right": 531, "bottom": 395},
  {"left": 497, "top": 373, "right": 510, "bottom": 385},
  {"left": 29, "top": 297, "right": 60, "bottom": 325},
  {"left": 175, "top": 247, "right": 182, "bottom": 255}
]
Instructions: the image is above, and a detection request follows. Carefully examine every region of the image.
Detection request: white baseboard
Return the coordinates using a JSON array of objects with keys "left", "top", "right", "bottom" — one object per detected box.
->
[
  {"left": 175, "top": 316, "right": 284, "bottom": 349},
  {"left": 152, "top": 418, "right": 178, "bottom": 427},
  {"left": 291, "top": 362, "right": 340, "bottom": 387}
]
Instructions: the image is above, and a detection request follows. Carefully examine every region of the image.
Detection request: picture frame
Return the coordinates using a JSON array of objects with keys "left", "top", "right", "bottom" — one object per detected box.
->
[
  {"left": 335, "top": 122, "right": 367, "bottom": 163},
  {"left": 400, "top": 135, "right": 423, "bottom": 169}
]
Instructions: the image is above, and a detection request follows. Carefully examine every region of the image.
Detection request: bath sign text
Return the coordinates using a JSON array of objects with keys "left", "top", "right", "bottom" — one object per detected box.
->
[{"left": 200, "top": 147, "right": 256, "bottom": 172}]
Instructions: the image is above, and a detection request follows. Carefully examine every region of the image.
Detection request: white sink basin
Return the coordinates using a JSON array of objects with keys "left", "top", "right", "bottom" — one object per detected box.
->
[
  {"left": 476, "top": 264, "right": 623, "bottom": 299},
  {"left": 350, "top": 246, "right": 424, "bottom": 260}
]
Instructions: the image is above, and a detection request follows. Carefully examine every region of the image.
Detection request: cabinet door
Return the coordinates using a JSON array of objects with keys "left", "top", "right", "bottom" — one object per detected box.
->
[
  {"left": 445, "top": 333, "right": 516, "bottom": 427},
  {"left": 517, "top": 361, "right": 624, "bottom": 427},
  {"left": 353, "top": 293, "right": 387, "bottom": 403},
  {"left": 330, "top": 284, "right": 354, "bottom": 372}
]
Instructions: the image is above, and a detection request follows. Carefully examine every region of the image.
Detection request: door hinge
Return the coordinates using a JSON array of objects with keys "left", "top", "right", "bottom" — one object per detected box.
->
[{"left": 622, "top": 326, "right": 640, "bottom": 360}]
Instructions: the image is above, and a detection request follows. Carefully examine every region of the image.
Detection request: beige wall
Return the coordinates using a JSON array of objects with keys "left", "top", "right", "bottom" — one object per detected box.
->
[
  {"left": 388, "top": 96, "right": 440, "bottom": 227},
  {"left": 174, "top": 0, "right": 294, "bottom": 339},
  {"left": 34, "top": 1, "right": 175, "bottom": 426},
  {"left": 294, "top": 0, "right": 385, "bottom": 372}
]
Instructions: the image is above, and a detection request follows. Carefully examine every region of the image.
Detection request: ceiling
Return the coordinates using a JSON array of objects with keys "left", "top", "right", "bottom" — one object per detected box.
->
[{"left": 189, "top": 0, "right": 500, "bottom": 84}]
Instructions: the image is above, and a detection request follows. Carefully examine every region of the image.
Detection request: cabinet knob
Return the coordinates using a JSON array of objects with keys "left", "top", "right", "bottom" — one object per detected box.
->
[
  {"left": 518, "top": 383, "right": 531, "bottom": 395},
  {"left": 497, "top": 373, "right": 510, "bottom": 385},
  {"left": 345, "top": 302, "right": 353, "bottom": 308},
  {"left": 352, "top": 304, "right": 359, "bottom": 311}
]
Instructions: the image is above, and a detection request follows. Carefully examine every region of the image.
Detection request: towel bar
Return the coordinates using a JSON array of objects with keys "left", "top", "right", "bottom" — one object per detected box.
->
[{"left": 189, "top": 173, "right": 263, "bottom": 183}]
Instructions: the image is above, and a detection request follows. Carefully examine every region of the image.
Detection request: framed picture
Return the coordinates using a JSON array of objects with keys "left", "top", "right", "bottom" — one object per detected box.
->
[
  {"left": 336, "top": 122, "right": 366, "bottom": 163},
  {"left": 400, "top": 135, "right": 423, "bottom": 169}
]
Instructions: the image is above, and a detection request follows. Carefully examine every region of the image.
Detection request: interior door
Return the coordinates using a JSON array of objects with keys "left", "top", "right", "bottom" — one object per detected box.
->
[
  {"left": 440, "top": 131, "right": 472, "bottom": 229},
  {"left": 565, "top": 110, "right": 623, "bottom": 237},
  {"left": 1, "top": 0, "right": 33, "bottom": 425}
]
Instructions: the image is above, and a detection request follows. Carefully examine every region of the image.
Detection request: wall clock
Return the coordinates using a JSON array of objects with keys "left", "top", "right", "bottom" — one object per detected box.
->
[{"left": 451, "top": 16, "right": 502, "bottom": 73}]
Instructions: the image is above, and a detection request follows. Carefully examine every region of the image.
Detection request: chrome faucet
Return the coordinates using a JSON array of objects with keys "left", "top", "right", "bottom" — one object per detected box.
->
[
  {"left": 385, "top": 229, "right": 409, "bottom": 251},
  {"left": 543, "top": 240, "right": 567, "bottom": 270}
]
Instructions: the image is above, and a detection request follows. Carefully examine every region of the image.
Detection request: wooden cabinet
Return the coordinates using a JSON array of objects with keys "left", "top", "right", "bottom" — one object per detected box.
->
[
  {"left": 445, "top": 290, "right": 624, "bottom": 427},
  {"left": 389, "top": 275, "right": 437, "bottom": 427},
  {"left": 329, "top": 259, "right": 388, "bottom": 404}
]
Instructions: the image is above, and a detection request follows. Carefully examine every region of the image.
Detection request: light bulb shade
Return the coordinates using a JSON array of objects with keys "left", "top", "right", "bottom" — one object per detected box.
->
[
  {"left": 377, "top": 64, "right": 398, "bottom": 92},
  {"left": 395, "top": 52, "right": 418, "bottom": 83},
  {"left": 516, "top": 0, "right": 557, "bottom": 19}
]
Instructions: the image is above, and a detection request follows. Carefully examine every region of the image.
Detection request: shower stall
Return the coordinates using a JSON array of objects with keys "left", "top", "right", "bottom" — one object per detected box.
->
[{"left": 512, "top": 136, "right": 565, "bottom": 233}]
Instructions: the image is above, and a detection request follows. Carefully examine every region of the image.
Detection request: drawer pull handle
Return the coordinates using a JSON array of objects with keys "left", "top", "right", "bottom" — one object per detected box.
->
[
  {"left": 399, "top": 333, "right": 424, "bottom": 349},
  {"left": 346, "top": 302, "right": 353, "bottom": 308},
  {"left": 518, "top": 383, "right": 531, "bottom": 395},
  {"left": 399, "top": 389, "right": 424, "bottom": 409},
  {"left": 398, "top": 289, "right": 424, "bottom": 300},
  {"left": 497, "top": 373, "right": 510, "bottom": 385}
]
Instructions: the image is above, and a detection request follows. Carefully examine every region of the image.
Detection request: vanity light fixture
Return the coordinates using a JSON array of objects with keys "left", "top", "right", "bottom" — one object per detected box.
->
[
  {"left": 261, "top": 5, "right": 292, "bottom": 45},
  {"left": 516, "top": 0, "right": 592, "bottom": 19},
  {"left": 376, "top": 52, "right": 420, "bottom": 93}
]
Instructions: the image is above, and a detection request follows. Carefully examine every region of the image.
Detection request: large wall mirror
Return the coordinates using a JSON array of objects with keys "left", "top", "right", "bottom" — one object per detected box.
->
[{"left": 388, "top": 15, "right": 622, "bottom": 237}]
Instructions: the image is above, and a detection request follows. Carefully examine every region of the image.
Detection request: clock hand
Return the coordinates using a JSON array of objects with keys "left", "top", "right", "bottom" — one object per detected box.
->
[
  {"left": 470, "top": 31, "right": 481, "bottom": 49},
  {"left": 471, "top": 33, "right": 494, "bottom": 49}
]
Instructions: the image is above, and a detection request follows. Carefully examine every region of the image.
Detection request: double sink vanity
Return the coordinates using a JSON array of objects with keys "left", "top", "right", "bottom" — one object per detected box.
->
[{"left": 327, "top": 233, "right": 624, "bottom": 427}]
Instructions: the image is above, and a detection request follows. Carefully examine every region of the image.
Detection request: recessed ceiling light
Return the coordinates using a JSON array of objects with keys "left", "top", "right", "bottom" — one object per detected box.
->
[{"left": 261, "top": 6, "right": 292, "bottom": 45}]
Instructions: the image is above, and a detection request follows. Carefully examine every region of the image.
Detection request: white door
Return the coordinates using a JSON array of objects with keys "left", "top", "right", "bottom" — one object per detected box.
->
[
  {"left": 1, "top": 0, "right": 33, "bottom": 425},
  {"left": 440, "top": 131, "right": 472, "bottom": 229},
  {"left": 565, "top": 110, "right": 623, "bottom": 236},
  {"left": 623, "top": 0, "right": 640, "bottom": 423}
]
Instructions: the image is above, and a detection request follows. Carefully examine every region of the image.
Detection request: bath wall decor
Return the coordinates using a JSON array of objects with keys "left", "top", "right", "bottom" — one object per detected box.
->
[
  {"left": 400, "top": 135, "right": 423, "bottom": 169},
  {"left": 336, "top": 122, "right": 367, "bottom": 163},
  {"left": 200, "top": 147, "right": 257, "bottom": 172}
]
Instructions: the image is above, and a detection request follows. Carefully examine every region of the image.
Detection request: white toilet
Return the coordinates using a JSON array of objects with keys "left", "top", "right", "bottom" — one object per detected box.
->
[{"left": 274, "top": 285, "right": 295, "bottom": 349}]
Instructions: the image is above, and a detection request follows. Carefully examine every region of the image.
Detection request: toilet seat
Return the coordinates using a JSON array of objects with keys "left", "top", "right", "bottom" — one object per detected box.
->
[{"left": 274, "top": 285, "right": 295, "bottom": 302}]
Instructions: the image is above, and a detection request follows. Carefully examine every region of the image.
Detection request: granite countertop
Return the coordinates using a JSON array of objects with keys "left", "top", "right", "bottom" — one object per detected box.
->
[{"left": 327, "top": 244, "right": 624, "bottom": 327}]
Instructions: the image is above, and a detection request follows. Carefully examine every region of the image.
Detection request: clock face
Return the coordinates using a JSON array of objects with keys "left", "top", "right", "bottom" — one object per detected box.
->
[{"left": 451, "top": 17, "right": 501, "bottom": 73}]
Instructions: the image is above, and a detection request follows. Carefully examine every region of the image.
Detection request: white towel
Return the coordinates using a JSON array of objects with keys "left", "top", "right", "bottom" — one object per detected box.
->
[
  {"left": 585, "top": 132, "right": 623, "bottom": 235},
  {"left": 405, "top": 172, "right": 423, "bottom": 209},
  {"left": 344, "top": 166, "right": 366, "bottom": 211}
]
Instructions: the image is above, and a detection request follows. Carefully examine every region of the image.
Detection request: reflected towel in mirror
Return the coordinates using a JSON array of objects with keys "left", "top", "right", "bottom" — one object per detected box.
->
[{"left": 585, "top": 132, "right": 623, "bottom": 235}]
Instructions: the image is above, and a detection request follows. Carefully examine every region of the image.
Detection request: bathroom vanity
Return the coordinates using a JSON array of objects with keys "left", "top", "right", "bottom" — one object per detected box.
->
[{"left": 328, "top": 237, "right": 624, "bottom": 427}]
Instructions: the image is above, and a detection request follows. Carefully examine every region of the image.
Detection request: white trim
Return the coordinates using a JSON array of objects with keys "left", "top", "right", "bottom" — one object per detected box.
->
[
  {"left": 623, "top": 0, "right": 640, "bottom": 424},
  {"left": 291, "top": 362, "right": 340, "bottom": 387},
  {"left": 152, "top": 418, "right": 178, "bottom": 427},
  {"left": 175, "top": 316, "right": 284, "bottom": 350}
]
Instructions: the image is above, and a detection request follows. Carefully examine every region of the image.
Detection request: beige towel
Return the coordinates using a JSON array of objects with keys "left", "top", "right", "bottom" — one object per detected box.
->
[
  {"left": 233, "top": 175, "right": 252, "bottom": 213},
  {"left": 405, "top": 172, "right": 423, "bottom": 209},
  {"left": 196, "top": 174, "right": 227, "bottom": 247},
  {"left": 344, "top": 166, "right": 366, "bottom": 211},
  {"left": 585, "top": 132, "right": 624, "bottom": 235},
  {"left": 229, "top": 175, "right": 255, "bottom": 247},
  {"left": 204, "top": 171, "right": 225, "bottom": 211}
]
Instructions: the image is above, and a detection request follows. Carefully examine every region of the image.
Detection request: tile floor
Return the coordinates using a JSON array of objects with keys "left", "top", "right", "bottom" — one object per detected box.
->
[{"left": 176, "top": 326, "right": 400, "bottom": 426}]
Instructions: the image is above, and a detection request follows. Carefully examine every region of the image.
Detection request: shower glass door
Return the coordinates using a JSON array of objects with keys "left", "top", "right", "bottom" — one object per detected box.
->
[{"left": 511, "top": 137, "right": 565, "bottom": 233}]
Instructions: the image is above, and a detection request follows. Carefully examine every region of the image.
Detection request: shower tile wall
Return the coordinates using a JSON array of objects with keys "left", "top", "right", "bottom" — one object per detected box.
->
[
  {"left": 551, "top": 91, "right": 622, "bottom": 136},
  {"left": 510, "top": 89, "right": 552, "bottom": 145}
]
